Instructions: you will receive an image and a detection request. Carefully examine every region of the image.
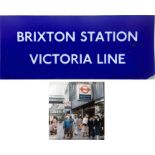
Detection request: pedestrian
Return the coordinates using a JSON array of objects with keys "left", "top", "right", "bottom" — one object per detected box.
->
[
  {"left": 73, "top": 114, "right": 78, "bottom": 135},
  {"left": 78, "top": 115, "right": 82, "bottom": 131},
  {"left": 82, "top": 114, "right": 88, "bottom": 137},
  {"left": 69, "top": 116, "right": 74, "bottom": 139},
  {"left": 88, "top": 116, "right": 93, "bottom": 138},
  {"left": 92, "top": 116, "right": 96, "bottom": 139},
  {"left": 95, "top": 115, "right": 101, "bottom": 140},
  {"left": 63, "top": 116, "right": 72, "bottom": 139},
  {"left": 77, "top": 115, "right": 83, "bottom": 135},
  {"left": 50, "top": 116, "right": 57, "bottom": 135},
  {"left": 100, "top": 114, "right": 104, "bottom": 139}
]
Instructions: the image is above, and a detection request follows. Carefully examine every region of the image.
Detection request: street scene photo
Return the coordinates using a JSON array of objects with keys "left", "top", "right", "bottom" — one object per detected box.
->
[{"left": 49, "top": 82, "right": 105, "bottom": 140}]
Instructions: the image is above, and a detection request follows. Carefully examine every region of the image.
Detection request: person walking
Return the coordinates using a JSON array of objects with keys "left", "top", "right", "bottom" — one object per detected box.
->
[
  {"left": 92, "top": 116, "right": 96, "bottom": 139},
  {"left": 73, "top": 114, "right": 78, "bottom": 135},
  {"left": 82, "top": 114, "right": 88, "bottom": 137},
  {"left": 88, "top": 116, "right": 93, "bottom": 138},
  {"left": 50, "top": 116, "right": 57, "bottom": 135},
  {"left": 95, "top": 115, "right": 101, "bottom": 140},
  {"left": 63, "top": 116, "right": 72, "bottom": 139},
  {"left": 77, "top": 115, "right": 83, "bottom": 136},
  {"left": 100, "top": 114, "right": 104, "bottom": 139},
  {"left": 69, "top": 116, "right": 74, "bottom": 139}
]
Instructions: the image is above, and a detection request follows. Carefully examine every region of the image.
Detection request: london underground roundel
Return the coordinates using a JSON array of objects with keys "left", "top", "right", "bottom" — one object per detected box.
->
[{"left": 80, "top": 85, "right": 91, "bottom": 94}]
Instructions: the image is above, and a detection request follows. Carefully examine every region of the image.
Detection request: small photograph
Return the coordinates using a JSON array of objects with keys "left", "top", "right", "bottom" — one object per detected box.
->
[{"left": 49, "top": 82, "right": 105, "bottom": 140}]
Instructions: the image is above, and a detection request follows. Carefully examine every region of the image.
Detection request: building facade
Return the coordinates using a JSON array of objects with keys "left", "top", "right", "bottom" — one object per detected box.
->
[
  {"left": 65, "top": 82, "right": 104, "bottom": 117},
  {"left": 49, "top": 95, "right": 64, "bottom": 120}
]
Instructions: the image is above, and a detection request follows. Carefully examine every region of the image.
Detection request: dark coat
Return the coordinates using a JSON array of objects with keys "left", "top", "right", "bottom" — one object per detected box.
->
[
  {"left": 88, "top": 120, "right": 94, "bottom": 129},
  {"left": 100, "top": 117, "right": 104, "bottom": 136},
  {"left": 94, "top": 119, "right": 101, "bottom": 135}
]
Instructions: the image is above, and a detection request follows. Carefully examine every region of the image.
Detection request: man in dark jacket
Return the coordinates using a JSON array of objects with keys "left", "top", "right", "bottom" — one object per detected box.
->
[
  {"left": 69, "top": 116, "right": 74, "bottom": 139},
  {"left": 100, "top": 114, "right": 104, "bottom": 139},
  {"left": 95, "top": 115, "right": 101, "bottom": 140},
  {"left": 88, "top": 117, "right": 93, "bottom": 138}
]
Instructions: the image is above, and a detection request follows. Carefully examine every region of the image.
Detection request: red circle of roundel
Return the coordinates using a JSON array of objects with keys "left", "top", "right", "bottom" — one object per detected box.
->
[{"left": 80, "top": 85, "right": 90, "bottom": 94}]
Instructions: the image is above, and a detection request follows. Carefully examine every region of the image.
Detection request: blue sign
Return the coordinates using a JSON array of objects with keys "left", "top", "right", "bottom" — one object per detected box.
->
[
  {"left": 0, "top": 16, "right": 154, "bottom": 79},
  {"left": 79, "top": 94, "right": 91, "bottom": 101}
]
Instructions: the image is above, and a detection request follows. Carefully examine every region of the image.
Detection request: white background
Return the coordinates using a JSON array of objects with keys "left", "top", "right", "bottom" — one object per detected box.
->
[{"left": 0, "top": 0, "right": 155, "bottom": 155}]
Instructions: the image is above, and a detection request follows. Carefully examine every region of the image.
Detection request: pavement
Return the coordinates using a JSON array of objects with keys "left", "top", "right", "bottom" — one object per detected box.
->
[{"left": 49, "top": 122, "right": 104, "bottom": 140}]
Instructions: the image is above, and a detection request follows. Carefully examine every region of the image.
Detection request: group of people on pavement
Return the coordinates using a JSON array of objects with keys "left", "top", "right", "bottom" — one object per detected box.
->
[
  {"left": 63, "top": 112, "right": 104, "bottom": 140},
  {"left": 87, "top": 114, "right": 104, "bottom": 140}
]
